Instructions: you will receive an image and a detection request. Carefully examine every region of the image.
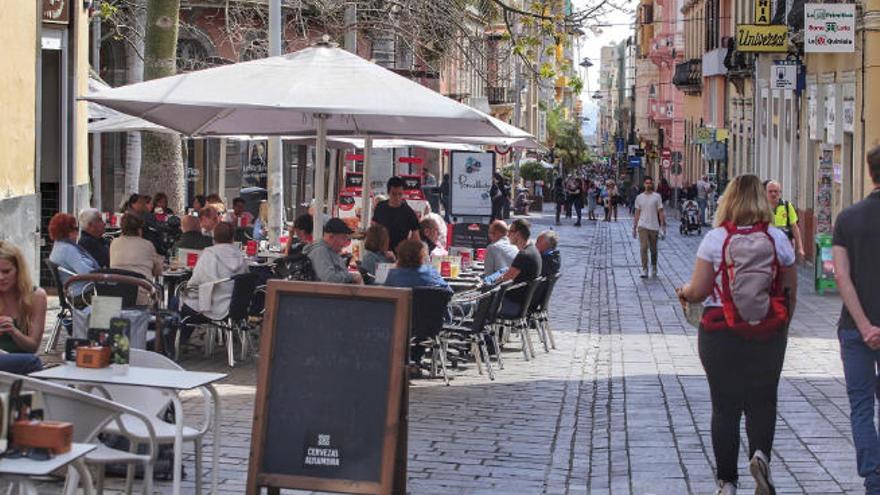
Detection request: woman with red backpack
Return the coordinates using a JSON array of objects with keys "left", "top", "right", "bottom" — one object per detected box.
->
[{"left": 676, "top": 174, "right": 798, "bottom": 495}]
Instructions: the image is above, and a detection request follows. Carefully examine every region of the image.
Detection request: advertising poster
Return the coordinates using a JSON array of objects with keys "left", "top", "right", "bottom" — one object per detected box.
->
[
  {"left": 449, "top": 151, "right": 495, "bottom": 217},
  {"left": 816, "top": 147, "right": 833, "bottom": 234},
  {"left": 368, "top": 148, "right": 394, "bottom": 196},
  {"left": 805, "top": 3, "right": 856, "bottom": 53}
]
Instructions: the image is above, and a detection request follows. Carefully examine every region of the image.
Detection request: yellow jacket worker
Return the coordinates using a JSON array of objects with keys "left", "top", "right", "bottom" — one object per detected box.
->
[{"left": 765, "top": 180, "right": 805, "bottom": 259}]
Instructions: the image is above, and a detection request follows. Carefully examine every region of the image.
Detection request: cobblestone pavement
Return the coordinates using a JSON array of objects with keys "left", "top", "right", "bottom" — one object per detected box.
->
[{"left": 19, "top": 206, "right": 860, "bottom": 494}]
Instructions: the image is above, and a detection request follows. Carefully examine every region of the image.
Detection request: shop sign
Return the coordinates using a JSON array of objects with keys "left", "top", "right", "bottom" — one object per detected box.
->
[
  {"left": 737, "top": 25, "right": 789, "bottom": 52},
  {"left": 661, "top": 148, "right": 672, "bottom": 169},
  {"left": 694, "top": 127, "right": 716, "bottom": 145},
  {"left": 43, "top": 0, "right": 69, "bottom": 24},
  {"left": 805, "top": 3, "right": 856, "bottom": 53},
  {"left": 772, "top": 60, "right": 798, "bottom": 90},
  {"left": 754, "top": 0, "right": 772, "bottom": 24}
]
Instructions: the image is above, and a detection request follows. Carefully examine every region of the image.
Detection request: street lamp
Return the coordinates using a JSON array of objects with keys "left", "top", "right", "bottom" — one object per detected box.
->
[{"left": 579, "top": 57, "right": 594, "bottom": 68}]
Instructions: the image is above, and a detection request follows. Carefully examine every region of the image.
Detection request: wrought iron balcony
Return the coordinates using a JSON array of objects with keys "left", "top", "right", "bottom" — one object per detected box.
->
[{"left": 672, "top": 59, "right": 702, "bottom": 94}]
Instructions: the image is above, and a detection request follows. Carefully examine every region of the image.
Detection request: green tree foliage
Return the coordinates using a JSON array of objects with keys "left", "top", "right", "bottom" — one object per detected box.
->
[{"left": 546, "top": 104, "right": 586, "bottom": 172}]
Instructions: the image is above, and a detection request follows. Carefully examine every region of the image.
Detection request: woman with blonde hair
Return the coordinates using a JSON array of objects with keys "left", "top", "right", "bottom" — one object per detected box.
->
[
  {"left": 0, "top": 242, "right": 45, "bottom": 374},
  {"left": 676, "top": 174, "right": 797, "bottom": 495}
]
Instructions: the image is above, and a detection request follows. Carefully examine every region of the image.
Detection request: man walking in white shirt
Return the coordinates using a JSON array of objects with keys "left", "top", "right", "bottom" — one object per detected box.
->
[{"left": 632, "top": 176, "right": 666, "bottom": 279}]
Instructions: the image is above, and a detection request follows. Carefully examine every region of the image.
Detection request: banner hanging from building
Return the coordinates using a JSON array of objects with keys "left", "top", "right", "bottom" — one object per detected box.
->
[
  {"left": 736, "top": 24, "right": 789, "bottom": 52},
  {"left": 804, "top": 4, "right": 856, "bottom": 53}
]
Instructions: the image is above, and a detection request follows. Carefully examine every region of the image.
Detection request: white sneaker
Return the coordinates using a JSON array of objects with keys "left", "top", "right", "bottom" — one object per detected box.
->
[
  {"left": 716, "top": 480, "right": 737, "bottom": 495},
  {"left": 640, "top": 268, "right": 649, "bottom": 278},
  {"left": 749, "top": 450, "right": 776, "bottom": 495},
  {"left": 651, "top": 268, "right": 659, "bottom": 279}
]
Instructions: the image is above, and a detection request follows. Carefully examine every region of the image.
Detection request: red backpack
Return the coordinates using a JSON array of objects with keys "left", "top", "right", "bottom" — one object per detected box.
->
[{"left": 701, "top": 221, "right": 789, "bottom": 339}]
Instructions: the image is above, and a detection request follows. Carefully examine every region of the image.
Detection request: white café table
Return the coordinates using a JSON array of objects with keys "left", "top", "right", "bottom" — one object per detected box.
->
[
  {"left": 31, "top": 365, "right": 226, "bottom": 495},
  {"left": 0, "top": 443, "right": 96, "bottom": 495}
]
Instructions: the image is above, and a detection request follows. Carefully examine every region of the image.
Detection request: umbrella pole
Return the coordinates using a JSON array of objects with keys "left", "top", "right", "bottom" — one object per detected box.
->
[
  {"left": 360, "top": 136, "right": 373, "bottom": 232},
  {"left": 314, "top": 114, "right": 328, "bottom": 238},
  {"left": 328, "top": 149, "right": 338, "bottom": 217}
]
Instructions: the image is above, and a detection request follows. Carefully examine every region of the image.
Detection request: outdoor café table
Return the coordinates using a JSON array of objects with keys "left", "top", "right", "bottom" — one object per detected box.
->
[
  {"left": 0, "top": 443, "right": 96, "bottom": 495},
  {"left": 446, "top": 278, "right": 481, "bottom": 293},
  {"left": 161, "top": 268, "right": 191, "bottom": 308},
  {"left": 31, "top": 365, "right": 226, "bottom": 495}
]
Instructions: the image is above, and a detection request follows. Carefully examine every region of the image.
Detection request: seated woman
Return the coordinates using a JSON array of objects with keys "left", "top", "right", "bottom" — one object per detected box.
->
[
  {"left": 0, "top": 242, "right": 45, "bottom": 374},
  {"left": 109, "top": 213, "right": 163, "bottom": 305},
  {"left": 360, "top": 225, "right": 395, "bottom": 279},
  {"left": 385, "top": 239, "right": 451, "bottom": 294},
  {"left": 419, "top": 217, "right": 448, "bottom": 257},
  {"left": 48, "top": 212, "right": 100, "bottom": 306}
]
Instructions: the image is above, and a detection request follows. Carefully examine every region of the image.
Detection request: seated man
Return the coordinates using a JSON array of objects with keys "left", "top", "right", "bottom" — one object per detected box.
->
[
  {"left": 180, "top": 222, "right": 250, "bottom": 338},
  {"left": 78, "top": 208, "right": 109, "bottom": 268},
  {"left": 536, "top": 230, "right": 561, "bottom": 277},
  {"left": 385, "top": 239, "right": 452, "bottom": 294},
  {"left": 173, "top": 215, "right": 213, "bottom": 252},
  {"left": 419, "top": 217, "right": 447, "bottom": 257},
  {"left": 497, "top": 219, "right": 542, "bottom": 317},
  {"left": 484, "top": 220, "right": 519, "bottom": 277},
  {"left": 303, "top": 218, "right": 364, "bottom": 284}
]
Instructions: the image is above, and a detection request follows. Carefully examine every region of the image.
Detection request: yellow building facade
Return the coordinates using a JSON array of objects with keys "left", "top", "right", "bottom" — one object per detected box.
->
[{"left": 0, "top": 1, "right": 91, "bottom": 282}]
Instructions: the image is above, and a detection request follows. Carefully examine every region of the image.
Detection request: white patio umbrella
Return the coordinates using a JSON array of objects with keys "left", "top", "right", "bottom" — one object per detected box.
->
[{"left": 84, "top": 43, "right": 514, "bottom": 237}]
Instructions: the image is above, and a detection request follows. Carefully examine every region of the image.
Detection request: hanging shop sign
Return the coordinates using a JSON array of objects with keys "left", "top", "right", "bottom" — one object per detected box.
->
[
  {"left": 660, "top": 149, "right": 672, "bottom": 169},
  {"left": 754, "top": 0, "right": 772, "bottom": 24},
  {"left": 772, "top": 60, "right": 798, "bottom": 90},
  {"left": 736, "top": 25, "right": 789, "bottom": 52},
  {"left": 805, "top": 3, "right": 856, "bottom": 53},
  {"left": 694, "top": 127, "right": 716, "bottom": 145}
]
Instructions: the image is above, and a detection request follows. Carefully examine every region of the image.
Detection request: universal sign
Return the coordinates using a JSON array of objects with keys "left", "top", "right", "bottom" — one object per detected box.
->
[
  {"left": 737, "top": 24, "right": 789, "bottom": 52},
  {"left": 804, "top": 3, "right": 856, "bottom": 53}
]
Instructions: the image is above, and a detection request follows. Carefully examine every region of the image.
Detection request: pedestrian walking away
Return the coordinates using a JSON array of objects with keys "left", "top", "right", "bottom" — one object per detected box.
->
[
  {"left": 833, "top": 146, "right": 880, "bottom": 495},
  {"left": 676, "top": 174, "right": 797, "bottom": 495},
  {"left": 696, "top": 175, "right": 713, "bottom": 226},
  {"left": 764, "top": 180, "right": 806, "bottom": 260},
  {"left": 632, "top": 176, "right": 666, "bottom": 279},
  {"left": 553, "top": 177, "right": 566, "bottom": 225},
  {"left": 566, "top": 177, "right": 583, "bottom": 226}
]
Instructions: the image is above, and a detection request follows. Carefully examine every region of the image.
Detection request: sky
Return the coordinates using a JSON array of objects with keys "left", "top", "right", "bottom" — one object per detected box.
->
[{"left": 572, "top": 0, "right": 637, "bottom": 137}]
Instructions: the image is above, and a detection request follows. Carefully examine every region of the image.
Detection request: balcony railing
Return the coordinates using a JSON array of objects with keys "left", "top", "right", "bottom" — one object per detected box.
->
[
  {"left": 487, "top": 86, "right": 515, "bottom": 105},
  {"left": 672, "top": 59, "right": 702, "bottom": 94}
]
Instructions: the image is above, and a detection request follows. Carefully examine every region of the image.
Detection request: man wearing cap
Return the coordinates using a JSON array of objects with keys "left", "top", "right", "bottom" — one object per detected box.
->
[{"left": 304, "top": 218, "right": 364, "bottom": 284}]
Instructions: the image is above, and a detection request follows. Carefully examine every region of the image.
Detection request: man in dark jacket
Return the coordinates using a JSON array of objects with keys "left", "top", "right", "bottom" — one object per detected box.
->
[
  {"left": 536, "top": 230, "right": 561, "bottom": 277},
  {"left": 173, "top": 215, "right": 213, "bottom": 252},
  {"left": 78, "top": 208, "right": 110, "bottom": 268}
]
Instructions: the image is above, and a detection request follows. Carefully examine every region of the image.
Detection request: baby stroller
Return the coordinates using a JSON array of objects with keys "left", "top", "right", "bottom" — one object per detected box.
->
[{"left": 680, "top": 199, "right": 702, "bottom": 236}]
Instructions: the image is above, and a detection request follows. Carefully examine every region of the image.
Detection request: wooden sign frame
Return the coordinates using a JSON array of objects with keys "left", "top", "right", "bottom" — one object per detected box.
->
[{"left": 247, "top": 281, "right": 411, "bottom": 495}]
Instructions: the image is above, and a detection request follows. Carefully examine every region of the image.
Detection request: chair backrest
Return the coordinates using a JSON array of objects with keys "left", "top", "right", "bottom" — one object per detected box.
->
[
  {"left": 532, "top": 271, "right": 561, "bottom": 313},
  {"left": 509, "top": 278, "right": 543, "bottom": 320},
  {"left": 467, "top": 287, "right": 497, "bottom": 334},
  {"left": 0, "top": 371, "right": 131, "bottom": 443},
  {"left": 45, "top": 259, "right": 71, "bottom": 311},
  {"left": 228, "top": 272, "right": 260, "bottom": 322},
  {"left": 411, "top": 287, "right": 452, "bottom": 340},
  {"left": 100, "top": 349, "right": 183, "bottom": 419},
  {"left": 484, "top": 280, "right": 512, "bottom": 326},
  {"left": 91, "top": 268, "right": 145, "bottom": 308}
]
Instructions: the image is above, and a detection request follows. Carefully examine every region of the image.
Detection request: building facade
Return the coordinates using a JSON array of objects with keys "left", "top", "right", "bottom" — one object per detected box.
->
[{"left": 0, "top": 1, "right": 91, "bottom": 283}]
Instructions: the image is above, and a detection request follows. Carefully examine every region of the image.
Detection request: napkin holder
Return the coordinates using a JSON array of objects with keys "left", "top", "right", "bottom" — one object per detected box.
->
[
  {"left": 76, "top": 346, "right": 111, "bottom": 368},
  {"left": 10, "top": 420, "right": 72, "bottom": 454}
]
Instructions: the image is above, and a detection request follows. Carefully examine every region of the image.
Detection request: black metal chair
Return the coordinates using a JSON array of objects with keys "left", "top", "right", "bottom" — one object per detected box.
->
[
  {"left": 178, "top": 272, "right": 259, "bottom": 367},
  {"left": 443, "top": 287, "right": 498, "bottom": 381},
  {"left": 483, "top": 280, "right": 512, "bottom": 370},
  {"left": 496, "top": 278, "right": 543, "bottom": 361},
  {"left": 528, "top": 272, "right": 561, "bottom": 351},
  {"left": 89, "top": 268, "right": 147, "bottom": 308},
  {"left": 43, "top": 260, "right": 74, "bottom": 354},
  {"left": 411, "top": 287, "right": 453, "bottom": 384}
]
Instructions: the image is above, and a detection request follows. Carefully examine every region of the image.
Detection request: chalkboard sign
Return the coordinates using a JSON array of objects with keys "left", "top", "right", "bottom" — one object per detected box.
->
[
  {"left": 451, "top": 222, "right": 490, "bottom": 249},
  {"left": 247, "top": 281, "right": 410, "bottom": 495}
]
